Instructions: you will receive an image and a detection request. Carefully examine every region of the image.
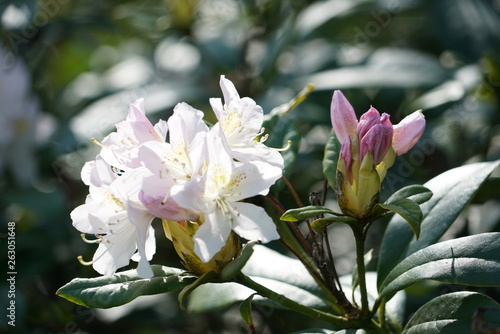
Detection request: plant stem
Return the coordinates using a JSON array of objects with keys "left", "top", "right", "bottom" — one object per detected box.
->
[
  {"left": 353, "top": 225, "right": 369, "bottom": 315},
  {"left": 236, "top": 273, "right": 361, "bottom": 328}
]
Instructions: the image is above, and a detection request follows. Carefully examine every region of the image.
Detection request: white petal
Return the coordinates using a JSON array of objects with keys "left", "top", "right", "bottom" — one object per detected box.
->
[
  {"left": 193, "top": 209, "right": 232, "bottom": 263},
  {"left": 220, "top": 75, "right": 240, "bottom": 105},
  {"left": 231, "top": 202, "right": 279, "bottom": 243},
  {"left": 127, "top": 203, "right": 155, "bottom": 278},
  {"left": 92, "top": 223, "right": 137, "bottom": 276},
  {"left": 224, "top": 161, "right": 282, "bottom": 202},
  {"left": 209, "top": 97, "right": 224, "bottom": 120},
  {"left": 70, "top": 198, "right": 103, "bottom": 233},
  {"left": 170, "top": 102, "right": 208, "bottom": 145}
]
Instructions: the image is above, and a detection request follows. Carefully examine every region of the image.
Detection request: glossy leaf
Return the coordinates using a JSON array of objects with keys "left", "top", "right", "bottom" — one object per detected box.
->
[
  {"left": 56, "top": 266, "right": 197, "bottom": 308},
  {"left": 379, "top": 233, "right": 500, "bottom": 298},
  {"left": 240, "top": 293, "right": 257, "bottom": 333},
  {"left": 322, "top": 129, "right": 341, "bottom": 189},
  {"left": 385, "top": 184, "right": 433, "bottom": 205},
  {"left": 220, "top": 241, "right": 259, "bottom": 281},
  {"left": 281, "top": 205, "right": 341, "bottom": 222},
  {"left": 377, "top": 160, "right": 500, "bottom": 289},
  {"left": 375, "top": 199, "right": 423, "bottom": 239},
  {"left": 311, "top": 216, "right": 357, "bottom": 234},
  {"left": 403, "top": 291, "right": 500, "bottom": 334}
]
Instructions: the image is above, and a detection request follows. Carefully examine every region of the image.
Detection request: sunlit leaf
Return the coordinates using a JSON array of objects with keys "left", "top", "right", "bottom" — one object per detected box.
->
[
  {"left": 374, "top": 199, "right": 423, "bottom": 239},
  {"left": 377, "top": 160, "right": 500, "bottom": 289},
  {"left": 403, "top": 292, "right": 500, "bottom": 334},
  {"left": 379, "top": 233, "right": 500, "bottom": 298},
  {"left": 281, "top": 205, "right": 341, "bottom": 222},
  {"left": 57, "top": 266, "right": 197, "bottom": 308}
]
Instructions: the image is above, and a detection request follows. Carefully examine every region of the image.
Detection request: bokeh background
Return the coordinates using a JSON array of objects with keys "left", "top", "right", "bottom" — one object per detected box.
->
[{"left": 1, "top": 0, "right": 500, "bottom": 333}]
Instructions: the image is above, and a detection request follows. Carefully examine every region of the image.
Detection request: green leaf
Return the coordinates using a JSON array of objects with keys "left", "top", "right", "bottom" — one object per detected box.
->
[
  {"left": 379, "top": 232, "right": 500, "bottom": 298},
  {"left": 403, "top": 291, "right": 500, "bottom": 334},
  {"left": 377, "top": 160, "right": 500, "bottom": 290},
  {"left": 220, "top": 241, "right": 259, "bottom": 281},
  {"left": 375, "top": 199, "right": 423, "bottom": 239},
  {"left": 56, "top": 266, "right": 197, "bottom": 308},
  {"left": 187, "top": 245, "right": 332, "bottom": 313},
  {"left": 385, "top": 184, "right": 433, "bottom": 205},
  {"left": 280, "top": 205, "right": 340, "bottom": 222},
  {"left": 240, "top": 293, "right": 257, "bottom": 333},
  {"left": 178, "top": 270, "right": 218, "bottom": 309},
  {"left": 322, "top": 129, "right": 341, "bottom": 189},
  {"left": 311, "top": 216, "right": 357, "bottom": 234}
]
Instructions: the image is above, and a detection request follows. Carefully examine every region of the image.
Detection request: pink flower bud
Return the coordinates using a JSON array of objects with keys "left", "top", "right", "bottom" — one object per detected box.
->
[
  {"left": 357, "top": 107, "right": 393, "bottom": 165},
  {"left": 330, "top": 90, "right": 358, "bottom": 143},
  {"left": 392, "top": 110, "right": 426, "bottom": 155},
  {"left": 359, "top": 123, "right": 393, "bottom": 165}
]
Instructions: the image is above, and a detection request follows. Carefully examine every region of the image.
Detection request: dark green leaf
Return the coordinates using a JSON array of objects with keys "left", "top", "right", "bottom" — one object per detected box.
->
[
  {"left": 403, "top": 292, "right": 500, "bottom": 334},
  {"left": 311, "top": 216, "right": 357, "bottom": 234},
  {"left": 379, "top": 233, "right": 500, "bottom": 298},
  {"left": 221, "top": 241, "right": 259, "bottom": 281},
  {"left": 377, "top": 160, "right": 500, "bottom": 290},
  {"left": 385, "top": 184, "right": 433, "bottom": 205},
  {"left": 375, "top": 199, "right": 423, "bottom": 239},
  {"left": 240, "top": 293, "right": 257, "bottom": 333},
  {"left": 322, "top": 129, "right": 341, "bottom": 189},
  {"left": 281, "top": 205, "right": 340, "bottom": 222},
  {"left": 56, "top": 266, "right": 197, "bottom": 308}
]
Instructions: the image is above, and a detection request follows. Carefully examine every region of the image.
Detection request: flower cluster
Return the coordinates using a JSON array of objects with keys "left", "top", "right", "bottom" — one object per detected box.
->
[
  {"left": 71, "top": 76, "right": 283, "bottom": 278},
  {"left": 331, "top": 90, "right": 425, "bottom": 219}
]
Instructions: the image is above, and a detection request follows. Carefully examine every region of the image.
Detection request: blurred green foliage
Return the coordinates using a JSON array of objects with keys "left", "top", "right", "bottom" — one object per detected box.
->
[{"left": 0, "top": 0, "right": 499, "bottom": 333}]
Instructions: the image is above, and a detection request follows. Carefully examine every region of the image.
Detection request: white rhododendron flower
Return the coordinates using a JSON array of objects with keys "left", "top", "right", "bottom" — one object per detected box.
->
[
  {"left": 72, "top": 75, "right": 284, "bottom": 277},
  {"left": 171, "top": 129, "right": 282, "bottom": 262},
  {"left": 71, "top": 156, "right": 156, "bottom": 278}
]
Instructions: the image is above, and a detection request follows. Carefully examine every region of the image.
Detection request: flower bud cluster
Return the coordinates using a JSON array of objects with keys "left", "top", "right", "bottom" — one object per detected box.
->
[
  {"left": 331, "top": 90, "right": 425, "bottom": 219},
  {"left": 71, "top": 76, "right": 283, "bottom": 278}
]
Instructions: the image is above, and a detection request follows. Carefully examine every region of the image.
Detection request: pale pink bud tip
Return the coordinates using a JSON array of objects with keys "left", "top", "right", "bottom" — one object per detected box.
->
[
  {"left": 392, "top": 110, "right": 426, "bottom": 155},
  {"left": 330, "top": 90, "right": 358, "bottom": 143}
]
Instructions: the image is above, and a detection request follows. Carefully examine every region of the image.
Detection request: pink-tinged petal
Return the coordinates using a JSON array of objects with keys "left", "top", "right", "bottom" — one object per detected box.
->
[
  {"left": 340, "top": 136, "right": 353, "bottom": 180},
  {"left": 359, "top": 123, "right": 393, "bottom": 165},
  {"left": 330, "top": 90, "right": 358, "bottom": 143},
  {"left": 140, "top": 190, "right": 199, "bottom": 221},
  {"left": 231, "top": 202, "right": 279, "bottom": 243},
  {"left": 220, "top": 75, "right": 240, "bottom": 105},
  {"left": 357, "top": 107, "right": 381, "bottom": 140},
  {"left": 392, "top": 110, "right": 425, "bottom": 155},
  {"left": 193, "top": 209, "right": 232, "bottom": 262}
]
